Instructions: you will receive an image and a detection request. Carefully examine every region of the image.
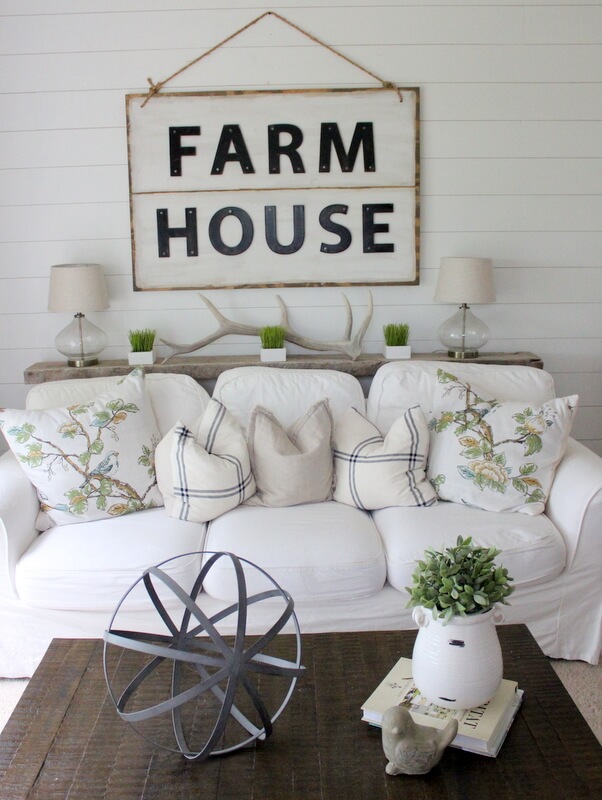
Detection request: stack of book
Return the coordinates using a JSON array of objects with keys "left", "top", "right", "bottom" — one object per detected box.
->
[{"left": 361, "top": 656, "right": 523, "bottom": 757}]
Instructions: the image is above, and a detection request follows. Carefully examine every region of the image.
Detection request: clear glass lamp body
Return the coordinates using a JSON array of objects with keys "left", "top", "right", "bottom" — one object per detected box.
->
[
  {"left": 437, "top": 304, "right": 490, "bottom": 359},
  {"left": 55, "top": 313, "right": 108, "bottom": 367}
]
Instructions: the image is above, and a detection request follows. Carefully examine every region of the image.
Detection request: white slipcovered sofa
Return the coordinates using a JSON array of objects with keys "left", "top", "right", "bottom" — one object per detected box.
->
[{"left": 1, "top": 361, "right": 601, "bottom": 677}]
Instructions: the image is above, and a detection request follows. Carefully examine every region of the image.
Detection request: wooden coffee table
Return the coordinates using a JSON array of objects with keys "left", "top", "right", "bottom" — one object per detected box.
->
[{"left": 1, "top": 626, "right": 600, "bottom": 799}]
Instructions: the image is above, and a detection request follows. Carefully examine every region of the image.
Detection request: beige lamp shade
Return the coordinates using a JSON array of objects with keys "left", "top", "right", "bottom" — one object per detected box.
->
[
  {"left": 434, "top": 257, "right": 495, "bottom": 305},
  {"left": 48, "top": 264, "right": 109, "bottom": 312}
]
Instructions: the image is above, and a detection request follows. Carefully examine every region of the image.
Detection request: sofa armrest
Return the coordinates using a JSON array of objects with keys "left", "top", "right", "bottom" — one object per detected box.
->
[
  {"left": 546, "top": 437, "right": 602, "bottom": 569},
  {"left": 0, "top": 451, "right": 40, "bottom": 598}
]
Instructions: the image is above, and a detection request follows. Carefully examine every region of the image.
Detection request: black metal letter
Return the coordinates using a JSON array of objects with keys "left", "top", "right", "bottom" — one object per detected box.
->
[
  {"left": 169, "top": 127, "right": 200, "bottom": 177},
  {"left": 211, "top": 125, "right": 255, "bottom": 175},
  {"left": 319, "top": 205, "right": 352, "bottom": 253},
  {"left": 362, "top": 204, "right": 394, "bottom": 253},
  {"left": 208, "top": 207, "right": 254, "bottom": 255},
  {"left": 156, "top": 208, "right": 198, "bottom": 258},
  {"left": 267, "top": 124, "right": 305, "bottom": 174},
  {"left": 264, "top": 206, "right": 305, "bottom": 254},
  {"left": 319, "top": 122, "right": 375, "bottom": 173}
]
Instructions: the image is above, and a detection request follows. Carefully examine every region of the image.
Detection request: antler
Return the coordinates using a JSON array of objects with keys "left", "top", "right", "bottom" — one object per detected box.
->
[
  {"left": 275, "top": 292, "right": 373, "bottom": 358},
  {"left": 160, "top": 291, "right": 373, "bottom": 363}
]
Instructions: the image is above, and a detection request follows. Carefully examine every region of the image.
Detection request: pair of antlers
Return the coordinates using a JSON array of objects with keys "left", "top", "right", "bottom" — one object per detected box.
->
[{"left": 160, "top": 292, "right": 373, "bottom": 362}]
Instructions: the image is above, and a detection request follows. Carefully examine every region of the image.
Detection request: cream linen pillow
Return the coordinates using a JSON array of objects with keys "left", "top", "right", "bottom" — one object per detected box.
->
[
  {"left": 0, "top": 369, "right": 163, "bottom": 528},
  {"left": 427, "top": 370, "right": 578, "bottom": 514},
  {"left": 333, "top": 406, "right": 437, "bottom": 510},
  {"left": 247, "top": 399, "right": 334, "bottom": 507},
  {"left": 156, "top": 399, "right": 255, "bottom": 522}
]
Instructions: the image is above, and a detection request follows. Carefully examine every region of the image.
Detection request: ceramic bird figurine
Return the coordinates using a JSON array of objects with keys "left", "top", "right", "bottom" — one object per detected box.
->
[{"left": 381, "top": 706, "right": 458, "bottom": 776}]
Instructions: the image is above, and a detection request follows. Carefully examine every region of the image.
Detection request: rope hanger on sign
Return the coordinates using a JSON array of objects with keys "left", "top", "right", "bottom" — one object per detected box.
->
[{"left": 141, "top": 10, "right": 403, "bottom": 107}]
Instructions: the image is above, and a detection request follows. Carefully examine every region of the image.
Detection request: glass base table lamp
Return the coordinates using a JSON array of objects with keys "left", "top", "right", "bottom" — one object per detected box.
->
[
  {"left": 434, "top": 257, "right": 495, "bottom": 359},
  {"left": 48, "top": 264, "right": 109, "bottom": 367}
]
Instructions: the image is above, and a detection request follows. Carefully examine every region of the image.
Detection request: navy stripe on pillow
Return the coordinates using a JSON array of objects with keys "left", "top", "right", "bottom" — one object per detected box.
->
[{"left": 173, "top": 423, "right": 193, "bottom": 520}]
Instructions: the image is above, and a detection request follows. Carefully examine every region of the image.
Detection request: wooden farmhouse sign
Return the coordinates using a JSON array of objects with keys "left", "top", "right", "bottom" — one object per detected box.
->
[{"left": 126, "top": 87, "right": 419, "bottom": 290}]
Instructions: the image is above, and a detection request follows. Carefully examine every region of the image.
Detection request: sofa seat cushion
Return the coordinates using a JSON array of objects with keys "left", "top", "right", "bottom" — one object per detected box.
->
[
  {"left": 372, "top": 501, "right": 566, "bottom": 595},
  {"left": 203, "top": 501, "right": 387, "bottom": 603},
  {"left": 15, "top": 507, "right": 207, "bottom": 612}
]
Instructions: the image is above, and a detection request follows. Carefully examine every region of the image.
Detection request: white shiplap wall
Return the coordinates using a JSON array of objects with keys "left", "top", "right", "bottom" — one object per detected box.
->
[{"left": 1, "top": 0, "right": 601, "bottom": 455}]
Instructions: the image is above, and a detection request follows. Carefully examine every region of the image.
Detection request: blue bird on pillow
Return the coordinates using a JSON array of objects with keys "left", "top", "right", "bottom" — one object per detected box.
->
[{"left": 84, "top": 451, "right": 120, "bottom": 484}]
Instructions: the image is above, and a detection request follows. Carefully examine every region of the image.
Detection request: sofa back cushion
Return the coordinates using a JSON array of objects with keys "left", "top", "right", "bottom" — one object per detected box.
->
[
  {"left": 367, "top": 361, "right": 556, "bottom": 434},
  {"left": 26, "top": 372, "right": 210, "bottom": 436},
  {"left": 212, "top": 367, "right": 366, "bottom": 429}
]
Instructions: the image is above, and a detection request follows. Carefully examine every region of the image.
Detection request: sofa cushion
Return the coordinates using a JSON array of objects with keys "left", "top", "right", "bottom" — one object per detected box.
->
[
  {"left": 213, "top": 366, "right": 366, "bottom": 429},
  {"left": 1, "top": 370, "right": 164, "bottom": 528},
  {"left": 333, "top": 406, "right": 437, "bottom": 510},
  {"left": 203, "top": 501, "right": 387, "bottom": 602},
  {"left": 367, "top": 361, "right": 556, "bottom": 435},
  {"left": 14, "top": 507, "right": 207, "bottom": 612},
  {"left": 372, "top": 501, "right": 566, "bottom": 595},
  {"left": 247, "top": 400, "right": 334, "bottom": 507},
  {"left": 156, "top": 399, "right": 256, "bottom": 522},
  {"left": 26, "top": 372, "right": 210, "bottom": 437},
  {"left": 427, "top": 369, "right": 578, "bottom": 515}
]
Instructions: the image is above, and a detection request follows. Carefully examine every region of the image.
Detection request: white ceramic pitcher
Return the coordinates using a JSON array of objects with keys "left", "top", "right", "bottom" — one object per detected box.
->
[{"left": 411, "top": 605, "right": 504, "bottom": 710}]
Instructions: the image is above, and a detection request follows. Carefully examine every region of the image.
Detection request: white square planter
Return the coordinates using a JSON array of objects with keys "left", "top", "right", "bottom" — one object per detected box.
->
[
  {"left": 383, "top": 345, "right": 411, "bottom": 360},
  {"left": 260, "top": 348, "right": 286, "bottom": 363},
  {"left": 128, "top": 350, "right": 156, "bottom": 366}
]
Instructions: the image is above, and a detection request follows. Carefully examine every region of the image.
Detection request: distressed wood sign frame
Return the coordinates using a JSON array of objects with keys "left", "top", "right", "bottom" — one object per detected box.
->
[{"left": 127, "top": 86, "right": 420, "bottom": 291}]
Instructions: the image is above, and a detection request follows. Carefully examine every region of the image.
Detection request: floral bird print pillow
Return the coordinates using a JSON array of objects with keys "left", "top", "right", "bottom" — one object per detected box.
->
[
  {"left": 427, "top": 370, "right": 578, "bottom": 515},
  {"left": 0, "top": 370, "right": 163, "bottom": 528}
]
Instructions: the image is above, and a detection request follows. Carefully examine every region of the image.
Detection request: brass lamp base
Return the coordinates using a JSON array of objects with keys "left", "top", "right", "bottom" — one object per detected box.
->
[
  {"left": 67, "top": 357, "right": 99, "bottom": 367},
  {"left": 447, "top": 350, "right": 479, "bottom": 359}
]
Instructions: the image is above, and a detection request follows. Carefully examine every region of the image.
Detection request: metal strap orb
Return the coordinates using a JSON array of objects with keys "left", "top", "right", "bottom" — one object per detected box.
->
[{"left": 103, "top": 551, "right": 305, "bottom": 761}]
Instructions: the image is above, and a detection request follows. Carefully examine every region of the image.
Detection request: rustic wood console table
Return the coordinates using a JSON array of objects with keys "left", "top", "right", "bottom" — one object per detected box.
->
[{"left": 24, "top": 351, "right": 543, "bottom": 387}]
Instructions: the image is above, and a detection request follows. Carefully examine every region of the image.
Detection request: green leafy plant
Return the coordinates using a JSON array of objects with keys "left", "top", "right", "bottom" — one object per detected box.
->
[
  {"left": 260, "top": 325, "right": 286, "bottom": 349},
  {"left": 383, "top": 323, "right": 410, "bottom": 346},
  {"left": 406, "top": 536, "right": 514, "bottom": 624},
  {"left": 128, "top": 329, "right": 156, "bottom": 352}
]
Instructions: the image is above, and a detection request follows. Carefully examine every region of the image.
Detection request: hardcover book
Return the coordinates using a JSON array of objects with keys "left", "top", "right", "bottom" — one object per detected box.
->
[{"left": 361, "top": 656, "right": 523, "bottom": 757}]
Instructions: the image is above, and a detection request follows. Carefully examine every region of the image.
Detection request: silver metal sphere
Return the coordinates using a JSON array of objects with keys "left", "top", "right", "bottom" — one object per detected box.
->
[{"left": 103, "top": 551, "right": 305, "bottom": 760}]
